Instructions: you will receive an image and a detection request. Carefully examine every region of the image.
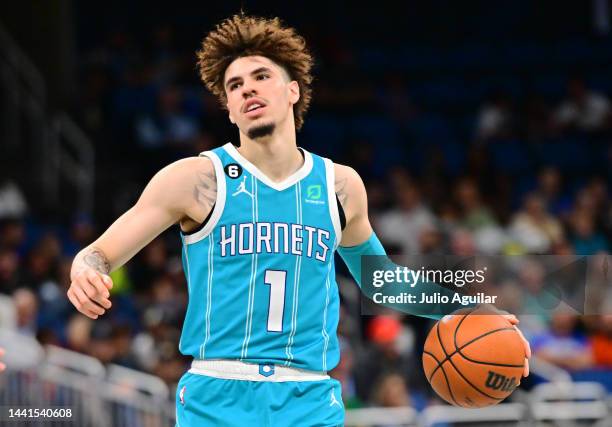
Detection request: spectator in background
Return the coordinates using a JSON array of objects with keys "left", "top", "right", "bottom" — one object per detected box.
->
[
  {"left": 534, "top": 167, "right": 572, "bottom": 217},
  {"left": 515, "top": 259, "right": 553, "bottom": 339},
  {"left": 111, "top": 323, "right": 140, "bottom": 369},
  {"left": 66, "top": 315, "right": 92, "bottom": 353},
  {"left": 0, "top": 181, "right": 28, "bottom": 220},
  {"left": 573, "top": 186, "right": 601, "bottom": 220},
  {"left": 143, "top": 274, "right": 186, "bottom": 330},
  {"left": 449, "top": 228, "right": 477, "bottom": 256},
  {"left": 135, "top": 85, "right": 199, "bottom": 149},
  {"left": 13, "top": 288, "right": 38, "bottom": 337},
  {"left": 371, "top": 373, "right": 412, "bottom": 408},
  {"left": 88, "top": 320, "right": 116, "bottom": 364},
  {"left": 376, "top": 169, "right": 435, "bottom": 255},
  {"left": 475, "top": 91, "right": 516, "bottom": 143},
  {"left": 0, "top": 248, "right": 20, "bottom": 295},
  {"left": 531, "top": 310, "right": 593, "bottom": 371},
  {"left": 590, "top": 313, "right": 612, "bottom": 367},
  {"left": 0, "top": 219, "right": 26, "bottom": 252},
  {"left": 354, "top": 315, "right": 425, "bottom": 403},
  {"left": 570, "top": 212, "right": 609, "bottom": 255},
  {"left": 38, "top": 258, "right": 78, "bottom": 343},
  {"left": 584, "top": 177, "right": 611, "bottom": 237},
  {"left": 150, "top": 325, "right": 186, "bottom": 385},
  {"left": 63, "top": 214, "right": 97, "bottom": 257},
  {"left": 454, "top": 178, "right": 498, "bottom": 231},
  {"left": 418, "top": 225, "right": 445, "bottom": 255},
  {"left": 21, "top": 234, "right": 62, "bottom": 291},
  {"left": 509, "top": 193, "right": 564, "bottom": 253},
  {"left": 130, "top": 237, "right": 169, "bottom": 293},
  {"left": 370, "top": 373, "right": 429, "bottom": 425},
  {"left": 554, "top": 77, "right": 611, "bottom": 133}
]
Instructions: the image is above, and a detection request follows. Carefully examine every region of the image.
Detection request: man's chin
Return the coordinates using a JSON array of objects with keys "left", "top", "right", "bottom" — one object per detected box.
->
[{"left": 247, "top": 122, "right": 276, "bottom": 139}]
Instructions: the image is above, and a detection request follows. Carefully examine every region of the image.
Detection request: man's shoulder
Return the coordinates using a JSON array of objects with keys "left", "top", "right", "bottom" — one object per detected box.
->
[
  {"left": 159, "top": 156, "right": 215, "bottom": 179},
  {"left": 170, "top": 155, "right": 214, "bottom": 169},
  {"left": 333, "top": 162, "right": 361, "bottom": 183}
]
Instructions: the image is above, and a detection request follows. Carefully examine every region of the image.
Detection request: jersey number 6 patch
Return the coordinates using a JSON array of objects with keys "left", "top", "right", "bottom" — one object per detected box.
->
[{"left": 224, "top": 163, "right": 243, "bottom": 179}]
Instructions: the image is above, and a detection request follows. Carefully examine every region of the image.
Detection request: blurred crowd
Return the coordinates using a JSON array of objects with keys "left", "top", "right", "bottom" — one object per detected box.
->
[{"left": 1, "top": 12, "right": 612, "bottom": 412}]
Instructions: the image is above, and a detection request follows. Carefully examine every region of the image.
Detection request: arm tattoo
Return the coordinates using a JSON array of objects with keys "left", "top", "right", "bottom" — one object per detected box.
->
[
  {"left": 83, "top": 247, "right": 111, "bottom": 274},
  {"left": 335, "top": 176, "right": 348, "bottom": 208},
  {"left": 194, "top": 168, "right": 217, "bottom": 210}
]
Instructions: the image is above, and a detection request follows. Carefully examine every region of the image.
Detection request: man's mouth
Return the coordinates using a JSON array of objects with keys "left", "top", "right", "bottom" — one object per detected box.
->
[
  {"left": 246, "top": 103, "right": 264, "bottom": 112},
  {"left": 243, "top": 98, "right": 267, "bottom": 114},
  {"left": 244, "top": 103, "right": 267, "bottom": 118}
]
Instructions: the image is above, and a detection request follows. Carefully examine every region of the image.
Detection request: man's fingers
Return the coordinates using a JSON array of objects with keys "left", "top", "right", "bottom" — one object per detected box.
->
[
  {"left": 67, "top": 288, "right": 78, "bottom": 307},
  {"left": 524, "top": 357, "right": 530, "bottom": 377},
  {"left": 101, "top": 274, "right": 113, "bottom": 290},
  {"left": 72, "top": 287, "right": 104, "bottom": 318},
  {"left": 514, "top": 325, "right": 532, "bottom": 358},
  {"left": 67, "top": 289, "right": 90, "bottom": 318},
  {"left": 80, "top": 280, "right": 112, "bottom": 309},
  {"left": 98, "top": 298, "right": 112, "bottom": 310},
  {"left": 68, "top": 286, "right": 100, "bottom": 319},
  {"left": 86, "top": 271, "right": 110, "bottom": 298},
  {"left": 503, "top": 314, "right": 519, "bottom": 325}
]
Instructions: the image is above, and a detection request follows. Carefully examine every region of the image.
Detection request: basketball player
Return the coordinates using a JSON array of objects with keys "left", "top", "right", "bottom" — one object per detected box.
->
[{"left": 68, "top": 15, "right": 530, "bottom": 426}]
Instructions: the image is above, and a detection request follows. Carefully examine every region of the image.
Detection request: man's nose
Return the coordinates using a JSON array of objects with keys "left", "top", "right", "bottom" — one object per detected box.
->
[{"left": 241, "top": 82, "right": 256, "bottom": 98}]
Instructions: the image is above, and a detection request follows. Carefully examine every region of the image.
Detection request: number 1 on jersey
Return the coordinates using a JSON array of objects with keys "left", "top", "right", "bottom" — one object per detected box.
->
[{"left": 264, "top": 270, "right": 287, "bottom": 332}]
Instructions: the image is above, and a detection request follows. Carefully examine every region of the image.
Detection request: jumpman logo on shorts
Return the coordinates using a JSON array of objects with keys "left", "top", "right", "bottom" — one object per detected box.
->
[
  {"left": 232, "top": 176, "right": 253, "bottom": 198},
  {"left": 329, "top": 389, "right": 342, "bottom": 407}
]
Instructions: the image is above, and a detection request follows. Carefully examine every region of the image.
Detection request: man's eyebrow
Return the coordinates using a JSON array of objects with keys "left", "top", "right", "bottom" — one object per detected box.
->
[{"left": 225, "top": 67, "right": 273, "bottom": 88}]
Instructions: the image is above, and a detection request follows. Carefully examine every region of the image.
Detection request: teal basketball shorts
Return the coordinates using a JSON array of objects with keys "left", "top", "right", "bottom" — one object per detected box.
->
[{"left": 175, "top": 360, "right": 345, "bottom": 427}]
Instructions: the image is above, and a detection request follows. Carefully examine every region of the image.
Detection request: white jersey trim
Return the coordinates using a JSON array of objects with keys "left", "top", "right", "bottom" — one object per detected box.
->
[
  {"left": 183, "top": 151, "right": 226, "bottom": 245},
  {"left": 324, "top": 158, "right": 342, "bottom": 248},
  {"left": 189, "top": 359, "right": 329, "bottom": 382},
  {"left": 223, "top": 142, "right": 313, "bottom": 191}
]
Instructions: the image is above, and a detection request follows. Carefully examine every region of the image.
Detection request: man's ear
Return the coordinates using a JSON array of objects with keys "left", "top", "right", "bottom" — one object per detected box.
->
[
  {"left": 227, "top": 103, "right": 235, "bottom": 124},
  {"left": 288, "top": 81, "right": 300, "bottom": 105}
]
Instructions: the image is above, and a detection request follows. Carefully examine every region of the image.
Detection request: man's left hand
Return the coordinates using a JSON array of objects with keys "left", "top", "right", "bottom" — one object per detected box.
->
[{"left": 500, "top": 314, "right": 531, "bottom": 377}]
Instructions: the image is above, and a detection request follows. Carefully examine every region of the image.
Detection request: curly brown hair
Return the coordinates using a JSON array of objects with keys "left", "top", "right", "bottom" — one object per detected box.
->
[{"left": 196, "top": 14, "right": 313, "bottom": 130}]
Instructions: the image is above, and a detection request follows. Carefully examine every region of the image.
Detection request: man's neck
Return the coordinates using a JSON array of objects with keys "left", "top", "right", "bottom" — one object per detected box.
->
[{"left": 237, "top": 124, "right": 303, "bottom": 183}]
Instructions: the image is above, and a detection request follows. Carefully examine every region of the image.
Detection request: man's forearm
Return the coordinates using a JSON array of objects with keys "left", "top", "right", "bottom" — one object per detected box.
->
[{"left": 338, "top": 233, "right": 471, "bottom": 320}]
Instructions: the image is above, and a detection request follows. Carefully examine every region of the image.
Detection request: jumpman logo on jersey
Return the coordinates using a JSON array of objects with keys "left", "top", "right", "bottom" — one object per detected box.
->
[
  {"left": 329, "top": 389, "right": 342, "bottom": 407},
  {"left": 232, "top": 176, "right": 253, "bottom": 198}
]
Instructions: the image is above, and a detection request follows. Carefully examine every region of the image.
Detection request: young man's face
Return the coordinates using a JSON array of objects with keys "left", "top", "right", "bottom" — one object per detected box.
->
[{"left": 224, "top": 55, "right": 299, "bottom": 139}]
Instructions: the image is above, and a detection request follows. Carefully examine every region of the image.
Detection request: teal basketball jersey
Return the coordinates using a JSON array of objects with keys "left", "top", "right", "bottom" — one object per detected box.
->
[{"left": 179, "top": 142, "right": 342, "bottom": 372}]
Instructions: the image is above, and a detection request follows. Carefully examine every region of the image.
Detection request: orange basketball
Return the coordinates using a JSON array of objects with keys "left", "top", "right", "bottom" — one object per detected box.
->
[{"left": 422, "top": 306, "right": 525, "bottom": 408}]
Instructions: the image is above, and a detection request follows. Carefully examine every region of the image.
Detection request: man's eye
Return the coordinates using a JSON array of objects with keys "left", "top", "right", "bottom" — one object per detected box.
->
[
  {"left": 230, "top": 82, "right": 241, "bottom": 90},
  {"left": 257, "top": 74, "right": 269, "bottom": 80}
]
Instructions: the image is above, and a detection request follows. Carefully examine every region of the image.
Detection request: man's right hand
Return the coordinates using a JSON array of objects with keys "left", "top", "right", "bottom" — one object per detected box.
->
[{"left": 67, "top": 268, "right": 113, "bottom": 319}]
